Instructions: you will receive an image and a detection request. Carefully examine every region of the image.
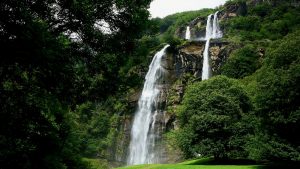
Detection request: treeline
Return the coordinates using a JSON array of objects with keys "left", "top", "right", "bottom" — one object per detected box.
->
[
  {"left": 173, "top": 0, "right": 300, "bottom": 162},
  {"left": 0, "top": 0, "right": 153, "bottom": 169}
]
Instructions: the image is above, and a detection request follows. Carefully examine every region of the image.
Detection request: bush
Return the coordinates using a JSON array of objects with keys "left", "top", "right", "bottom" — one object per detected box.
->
[
  {"left": 228, "top": 16, "right": 260, "bottom": 31},
  {"left": 249, "top": 3, "right": 272, "bottom": 17},
  {"left": 221, "top": 45, "right": 261, "bottom": 79}
]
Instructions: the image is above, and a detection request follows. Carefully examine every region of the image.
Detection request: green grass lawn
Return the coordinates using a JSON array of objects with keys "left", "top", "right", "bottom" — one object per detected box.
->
[
  {"left": 116, "top": 164, "right": 259, "bottom": 169},
  {"left": 84, "top": 157, "right": 299, "bottom": 169},
  {"left": 115, "top": 158, "right": 262, "bottom": 169}
]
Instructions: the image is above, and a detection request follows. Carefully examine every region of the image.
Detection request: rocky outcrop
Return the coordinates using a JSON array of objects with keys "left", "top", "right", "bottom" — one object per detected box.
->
[
  {"left": 175, "top": 42, "right": 204, "bottom": 77},
  {"left": 162, "top": 39, "right": 235, "bottom": 132},
  {"left": 209, "top": 40, "right": 232, "bottom": 74},
  {"left": 173, "top": 40, "right": 233, "bottom": 78},
  {"left": 220, "top": 1, "right": 247, "bottom": 19}
]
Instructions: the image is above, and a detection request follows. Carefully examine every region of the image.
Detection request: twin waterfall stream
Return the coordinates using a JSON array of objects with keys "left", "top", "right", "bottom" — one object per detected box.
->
[{"left": 127, "top": 11, "right": 222, "bottom": 165}]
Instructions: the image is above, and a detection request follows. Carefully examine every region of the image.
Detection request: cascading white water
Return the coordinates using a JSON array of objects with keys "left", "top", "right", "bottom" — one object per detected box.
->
[
  {"left": 212, "top": 11, "right": 223, "bottom": 39},
  {"left": 127, "top": 45, "right": 170, "bottom": 165},
  {"left": 205, "top": 14, "right": 213, "bottom": 40},
  {"left": 202, "top": 14, "right": 213, "bottom": 80},
  {"left": 202, "top": 11, "right": 222, "bottom": 80},
  {"left": 202, "top": 39, "right": 211, "bottom": 80},
  {"left": 185, "top": 26, "right": 191, "bottom": 40}
]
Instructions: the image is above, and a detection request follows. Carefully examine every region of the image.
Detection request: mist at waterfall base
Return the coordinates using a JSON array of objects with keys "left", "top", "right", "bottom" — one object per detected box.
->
[
  {"left": 202, "top": 11, "right": 222, "bottom": 80},
  {"left": 127, "top": 45, "right": 170, "bottom": 165}
]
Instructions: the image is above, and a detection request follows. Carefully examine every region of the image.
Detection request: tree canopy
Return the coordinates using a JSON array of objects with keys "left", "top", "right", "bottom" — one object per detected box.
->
[
  {"left": 177, "top": 76, "right": 252, "bottom": 159},
  {"left": 0, "top": 0, "right": 152, "bottom": 168}
]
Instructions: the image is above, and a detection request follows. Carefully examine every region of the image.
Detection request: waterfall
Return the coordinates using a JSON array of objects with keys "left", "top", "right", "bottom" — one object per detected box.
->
[
  {"left": 202, "top": 11, "right": 222, "bottom": 80},
  {"left": 127, "top": 45, "right": 170, "bottom": 165},
  {"left": 212, "top": 11, "right": 222, "bottom": 39},
  {"left": 202, "top": 39, "right": 211, "bottom": 80},
  {"left": 205, "top": 14, "right": 213, "bottom": 40},
  {"left": 185, "top": 26, "right": 191, "bottom": 40}
]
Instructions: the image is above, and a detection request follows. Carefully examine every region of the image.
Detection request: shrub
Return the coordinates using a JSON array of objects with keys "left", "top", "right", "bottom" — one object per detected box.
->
[{"left": 221, "top": 45, "right": 261, "bottom": 79}]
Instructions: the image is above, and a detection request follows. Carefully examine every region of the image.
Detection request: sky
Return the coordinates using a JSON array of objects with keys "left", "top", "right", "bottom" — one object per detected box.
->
[{"left": 149, "top": 0, "right": 227, "bottom": 18}]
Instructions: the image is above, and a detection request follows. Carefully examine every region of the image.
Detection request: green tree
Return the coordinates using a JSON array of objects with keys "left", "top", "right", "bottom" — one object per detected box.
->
[
  {"left": 176, "top": 76, "right": 252, "bottom": 159},
  {"left": 221, "top": 45, "right": 261, "bottom": 79},
  {"left": 0, "top": 0, "right": 152, "bottom": 168},
  {"left": 253, "top": 31, "right": 300, "bottom": 161}
]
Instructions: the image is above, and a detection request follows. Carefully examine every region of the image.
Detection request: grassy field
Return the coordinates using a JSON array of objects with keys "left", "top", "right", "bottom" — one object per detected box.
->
[
  {"left": 116, "top": 158, "right": 263, "bottom": 169},
  {"left": 84, "top": 157, "right": 299, "bottom": 169},
  {"left": 116, "top": 164, "right": 259, "bottom": 169}
]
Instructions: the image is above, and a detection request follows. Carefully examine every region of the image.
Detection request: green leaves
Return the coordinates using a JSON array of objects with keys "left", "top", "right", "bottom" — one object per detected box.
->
[
  {"left": 221, "top": 45, "right": 261, "bottom": 79},
  {"left": 176, "top": 76, "right": 252, "bottom": 159},
  {"left": 223, "top": 1, "right": 300, "bottom": 41},
  {"left": 251, "top": 31, "right": 300, "bottom": 160},
  {"left": 0, "top": 0, "right": 152, "bottom": 168}
]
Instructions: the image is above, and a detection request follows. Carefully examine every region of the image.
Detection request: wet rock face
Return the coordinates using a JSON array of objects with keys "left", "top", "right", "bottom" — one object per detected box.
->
[
  {"left": 176, "top": 42, "right": 205, "bottom": 78},
  {"left": 172, "top": 41, "right": 232, "bottom": 78},
  {"left": 209, "top": 40, "right": 231, "bottom": 74}
]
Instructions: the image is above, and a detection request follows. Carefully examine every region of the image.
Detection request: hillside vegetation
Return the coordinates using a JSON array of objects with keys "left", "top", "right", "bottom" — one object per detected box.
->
[
  {"left": 167, "top": 0, "right": 300, "bottom": 164},
  {"left": 167, "top": 0, "right": 300, "bottom": 162},
  {"left": 1, "top": 0, "right": 300, "bottom": 169}
]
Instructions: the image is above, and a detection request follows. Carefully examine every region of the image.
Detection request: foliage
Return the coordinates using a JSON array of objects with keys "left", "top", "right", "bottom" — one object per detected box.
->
[
  {"left": 225, "top": 0, "right": 248, "bottom": 16},
  {"left": 2, "top": 0, "right": 300, "bottom": 168},
  {"left": 251, "top": 31, "right": 300, "bottom": 161},
  {"left": 158, "top": 9, "right": 212, "bottom": 33},
  {"left": 73, "top": 95, "right": 130, "bottom": 161},
  {"left": 83, "top": 158, "right": 109, "bottom": 169},
  {"left": 0, "top": 0, "right": 152, "bottom": 168},
  {"left": 221, "top": 45, "right": 261, "bottom": 79},
  {"left": 222, "top": 30, "right": 300, "bottom": 162},
  {"left": 146, "top": 0, "right": 300, "bottom": 164},
  {"left": 158, "top": 9, "right": 213, "bottom": 42},
  {"left": 176, "top": 76, "right": 253, "bottom": 159},
  {"left": 223, "top": 2, "right": 300, "bottom": 41}
]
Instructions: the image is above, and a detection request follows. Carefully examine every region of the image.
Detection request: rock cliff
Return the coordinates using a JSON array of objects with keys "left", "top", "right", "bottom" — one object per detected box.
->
[
  {"left": 174, "top": 40, "right": 233, "bottom": 78},
  {"left": 111, "top": 1, "right": 249, "bottom": 166},
  {"left": 113, "top": 38, "right": 237, "bottom": 165}
]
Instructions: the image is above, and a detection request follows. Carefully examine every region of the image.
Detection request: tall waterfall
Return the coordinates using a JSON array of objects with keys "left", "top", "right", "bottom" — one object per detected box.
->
[
  {"left": 212, "top": 11, "right": 223, "bottom": 39},
  {"left": 185, "top": 26, "right": 191, "bottom": 40},
  {"left": 205, "top": 14, "right": 213, "bottom": 40},
  {"left": 202, "top": 11, "right": 222, "bottom": 80},
  {"left": 202, "top": 39, "right": 211, "bottom": 80},
  {"left": 127, "top": 45, "right": 170, "bottom": 165}
]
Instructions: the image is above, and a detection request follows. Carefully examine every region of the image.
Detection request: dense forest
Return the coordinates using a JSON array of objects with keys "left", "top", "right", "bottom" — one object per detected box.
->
[{"left": 0, "top": 0, "right": 300, "bottom": 169}]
